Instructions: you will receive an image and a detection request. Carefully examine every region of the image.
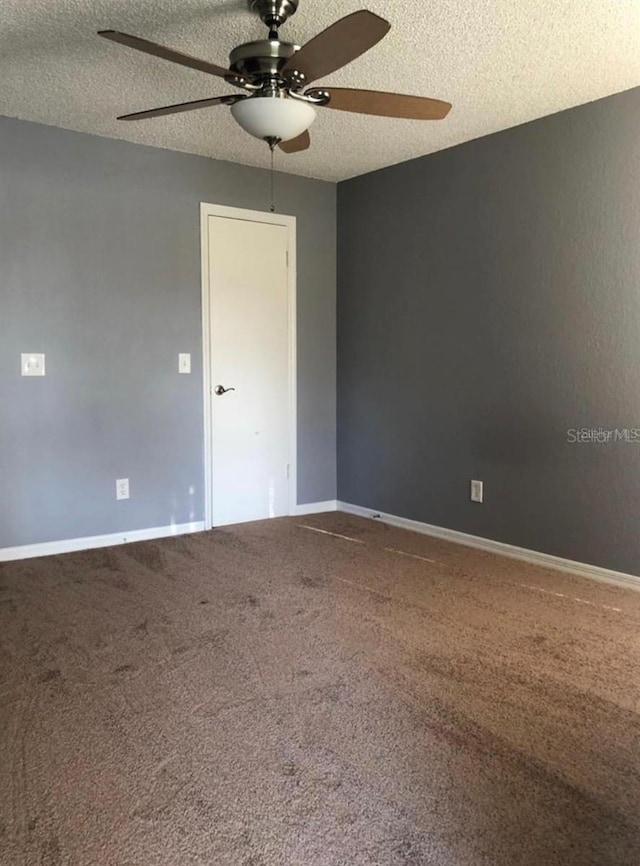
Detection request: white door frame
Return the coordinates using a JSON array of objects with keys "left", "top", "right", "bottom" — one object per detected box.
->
[{"left": 200, "top": 202, "right": 297, "bottom": 530}]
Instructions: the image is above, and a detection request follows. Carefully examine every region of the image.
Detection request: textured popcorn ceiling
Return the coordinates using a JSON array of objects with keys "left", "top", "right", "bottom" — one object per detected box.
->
[{"left": 1, "top": 0, "right": 639, "bottom": 181}]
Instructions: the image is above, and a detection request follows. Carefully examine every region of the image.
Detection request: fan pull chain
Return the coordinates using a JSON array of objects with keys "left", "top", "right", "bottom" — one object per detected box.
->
[
  {"left": 270, "top": 143, "right": 276, "bottom": 213},
  {"left": 265, "top": 136, "right": 279, "bottom": 213}
]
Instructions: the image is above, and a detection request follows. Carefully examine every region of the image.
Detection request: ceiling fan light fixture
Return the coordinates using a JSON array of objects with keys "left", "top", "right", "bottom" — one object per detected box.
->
[{"left": 230, "top": 95, "right": 316, "bottom": 142}]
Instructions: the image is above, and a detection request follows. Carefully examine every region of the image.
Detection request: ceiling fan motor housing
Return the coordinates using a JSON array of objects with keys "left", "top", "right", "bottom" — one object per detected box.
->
[
  {"left": 229, "top": 39, "right": 299, "bottom": 82},
  {"left": 249, "top": 0, "right": 299, "bottom": 30}
]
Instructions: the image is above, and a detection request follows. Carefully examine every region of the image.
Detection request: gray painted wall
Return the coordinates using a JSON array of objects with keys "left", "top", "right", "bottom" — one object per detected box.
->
[
  {"left": 0, "top": 116, "right": 336, "bottom": 548},
  {"left": 338, "top": 87, "right": 640, "bottom": 576}
]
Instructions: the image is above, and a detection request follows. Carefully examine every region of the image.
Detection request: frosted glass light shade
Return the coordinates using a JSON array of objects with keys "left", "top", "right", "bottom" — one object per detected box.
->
[{"left": 231, "top": 96, "right": 316, "bottom": 142}]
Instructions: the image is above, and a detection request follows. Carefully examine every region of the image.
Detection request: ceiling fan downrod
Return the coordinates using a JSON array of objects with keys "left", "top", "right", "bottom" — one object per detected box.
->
[{"left": 249, "top": 0, "right": 299, "bottom": 37}]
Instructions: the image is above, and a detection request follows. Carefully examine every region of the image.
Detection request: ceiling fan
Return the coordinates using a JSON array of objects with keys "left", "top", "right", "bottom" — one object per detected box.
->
[{"left": 98, "top": 0, "right": 451, "bottom": 155}]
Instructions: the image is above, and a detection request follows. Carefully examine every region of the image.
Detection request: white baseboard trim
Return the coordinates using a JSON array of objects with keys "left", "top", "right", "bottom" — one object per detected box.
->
[
  {"left": 337, "top": 502, "right": 640, "bottom": 592},
  {"left": 0, "top": 522, "right": 206, "bottom": 563},
  {"left": 292, "top": 500, "right": 338, "bottom": 517}
]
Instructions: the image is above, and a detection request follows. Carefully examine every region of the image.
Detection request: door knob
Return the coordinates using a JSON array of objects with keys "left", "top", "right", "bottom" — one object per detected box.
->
[{"left": 214, "top": 385, "right": 235, "bottom": 396}]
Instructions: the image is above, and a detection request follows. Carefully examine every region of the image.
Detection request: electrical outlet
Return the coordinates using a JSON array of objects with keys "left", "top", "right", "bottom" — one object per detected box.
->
[
  {"left": 470, "top": 480, "right": 483, "bottom": 503},
  {"left": 178, "top": 353, "right": 191, "bottom": 374},
  {"left": 116, "top": 478, "right": 130, "bottom": 501},
  {"left": 21, "top": 353, "right": 45, "bottom": 376}
]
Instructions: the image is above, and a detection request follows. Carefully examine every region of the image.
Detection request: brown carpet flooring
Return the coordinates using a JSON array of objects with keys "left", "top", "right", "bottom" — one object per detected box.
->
[{"left": 1, "top": 513, "right": 640, "bottom": 866}]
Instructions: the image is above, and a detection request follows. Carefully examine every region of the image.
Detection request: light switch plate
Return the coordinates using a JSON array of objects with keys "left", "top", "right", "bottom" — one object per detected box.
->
[
  {"left": 470, "top": 480, "right": 484, "bottom": 503},
  {"left": 178, "top": 353, "right": 191, "bottom": 374},
  {"left": 21, "top": 353, "right": 45, "bottom": 376},
  {"left": 116, "top": 479, "right": 130, "bottom": 501}
]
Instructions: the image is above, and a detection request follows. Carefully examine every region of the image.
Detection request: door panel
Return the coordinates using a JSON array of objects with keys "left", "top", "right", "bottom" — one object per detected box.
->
[{"left": 208, "top": 216, "right": 290, "bottom": 526}]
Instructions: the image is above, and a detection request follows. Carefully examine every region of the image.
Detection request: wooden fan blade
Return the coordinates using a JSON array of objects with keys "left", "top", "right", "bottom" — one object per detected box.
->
[
  {"left": 98, "top": 31, "right": 241, "bottom": 83},
  {"left": 278, "top": 131, "right": 311, "bottom": 153},
  {"left": 282, "top": 11, "right": 390, "bottom": 85},
  {"left": 308, "top": 87, "right": 452, "bottom": 120},
  {"left": 118, "top": 94, "right": 244, "bottom": 121}
]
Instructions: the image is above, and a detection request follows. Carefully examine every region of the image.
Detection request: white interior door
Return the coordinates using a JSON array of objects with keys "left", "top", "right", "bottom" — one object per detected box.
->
[{"left": 207, "top": 214, "right": 291, "bottom": 527}]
